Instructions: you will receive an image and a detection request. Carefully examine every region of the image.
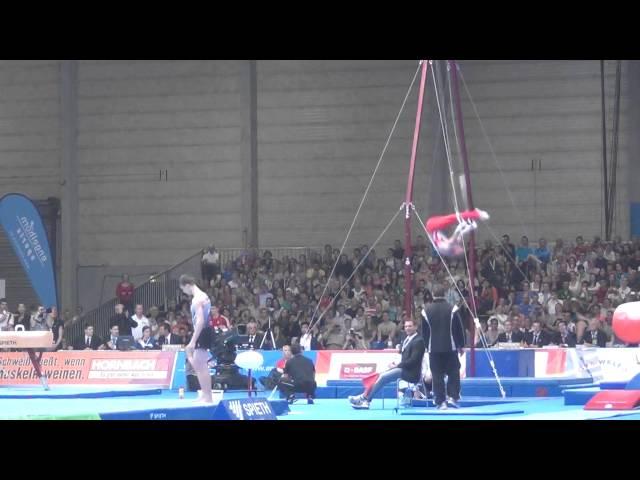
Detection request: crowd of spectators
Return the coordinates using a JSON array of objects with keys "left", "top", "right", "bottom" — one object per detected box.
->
[
  {"left": 3, "top": 233, "right": 640, "bottom": 352},
  {"left": 0, "top": 301, "right": 66, "bottom": 351},
  {"left": 173, "top": 235, "right": 640, "bottom": 350}
]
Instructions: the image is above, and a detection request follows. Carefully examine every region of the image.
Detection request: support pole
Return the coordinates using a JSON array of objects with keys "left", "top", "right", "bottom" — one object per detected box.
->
[
  {"left": 403, "top": 60, "right": 430, "bottom": 319},
  {"left": 449, "top": 60, "right": 478, "bottom": 376}
]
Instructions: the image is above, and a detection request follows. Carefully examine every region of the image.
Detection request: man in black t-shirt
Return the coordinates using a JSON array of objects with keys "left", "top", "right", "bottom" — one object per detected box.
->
[
  {"left": 278, "top": 344, "right": 316, "bottom": 404},
  {"left": 392, "top": 239, "right": 404, "bottom": 260},
  {"left": 109, "top": 304, "right": 138, "bottom": 337}
]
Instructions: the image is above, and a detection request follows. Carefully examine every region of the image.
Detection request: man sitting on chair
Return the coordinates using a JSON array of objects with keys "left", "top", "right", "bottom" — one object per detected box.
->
[
  {"left": 496, "top": 319, "right": 523, "bottom": 344},
  {"left": 72, "top": 325, "right": 102, "bottom": 350},
  {"left": 349, "top": 317, "right": 425, "bottom": 410}
]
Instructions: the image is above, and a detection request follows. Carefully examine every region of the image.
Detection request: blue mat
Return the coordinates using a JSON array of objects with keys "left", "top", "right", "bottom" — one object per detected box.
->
[
  {"left": 0, "top": 386, "right": 162, "bottom": 399},
  {"left": 600, "top": 412, "right": 640, "bottom": 420},
  {"left": 400, "top": 408, "right": 525, "bottom": 416},
  {"left": 563, "top": 387, "right": 599, "bottom": 406},
  {"left": 599, "top": 382, "right": 628, "bottom": 390},
  {"left": 326, "top": 377, "right": 594, "bottom": 398},
  {"left": 0, "top": 390, "right": 289, "bottom": 420},
  {"left": 408, "top": 396, "right": 543, "bottom": 408},
  {"left": 100, "top": 398, "right": 289, "bottom": 420}
]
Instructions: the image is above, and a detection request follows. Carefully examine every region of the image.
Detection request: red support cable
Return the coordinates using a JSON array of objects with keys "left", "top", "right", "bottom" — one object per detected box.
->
[{"left": 403, "top": 60, "right": 430, "bottom": 319}]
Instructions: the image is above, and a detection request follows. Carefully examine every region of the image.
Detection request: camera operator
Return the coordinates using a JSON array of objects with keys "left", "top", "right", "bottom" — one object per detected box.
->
[
  {"left": 31, "top": 306, "right": 48, "bottom": 331},
  {"left": 278, "top": 344, "right": 316, "bottom": 404},
  {"left": 343, "top": 328, "right": 367, "bottom": 350}
]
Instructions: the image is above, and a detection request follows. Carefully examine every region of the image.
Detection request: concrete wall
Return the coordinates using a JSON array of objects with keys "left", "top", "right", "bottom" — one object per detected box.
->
[
  {"left": 0, "top": 60, "right": 61, "bottom": 199},
  {"left": 0, "top": 60, "right": 633, "bottom": 311},
  {"left": 459, "top": 60, "right": 629, "bottom": 242},
  {"left": 256, "top": 60, "right": 446, "bottom": 249},
  {"left": 257, "top": 59, "right": 630, "bottom": 247},
  {"left": 0, "top": 61, "right": 61, "bottom": 309},
  {"left": 76, "top": 60, "right": 246, "bottom": 267}
]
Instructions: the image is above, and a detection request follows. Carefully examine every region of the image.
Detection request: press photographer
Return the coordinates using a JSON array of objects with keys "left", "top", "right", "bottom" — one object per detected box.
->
[{"left": 343, "top": 328, "right": 367, "bottom": 350}]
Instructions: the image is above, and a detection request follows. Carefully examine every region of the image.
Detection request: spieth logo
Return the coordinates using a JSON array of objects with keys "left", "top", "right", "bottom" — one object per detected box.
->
[
  {"left": 150, "top": 413, "right": 167, "bottom": 420},
  {"left": 226, "top": 400, "right": 273, "bottom": 419},
  {"left": 340, "top": 363, "right": 377, "bottom": 379},
  {"left": 242, "top": 401, "right": 272, "bottom": 417},
  {"left": 228, "top": 400, "right": 244, "bottom": 420}
]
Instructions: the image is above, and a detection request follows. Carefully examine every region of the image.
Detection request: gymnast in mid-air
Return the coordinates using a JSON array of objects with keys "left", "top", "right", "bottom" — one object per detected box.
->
[{"left": 425, "top": 208, "right": 490, "bottom": 257}]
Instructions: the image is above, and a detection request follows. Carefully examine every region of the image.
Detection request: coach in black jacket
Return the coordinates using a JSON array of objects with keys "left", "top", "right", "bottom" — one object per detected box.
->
[
  {"left": 422, "top": 286, "right": 466, "bottom": 410},
  {"left": 349, "top": 317, "right": 425, "bottom": 410}
]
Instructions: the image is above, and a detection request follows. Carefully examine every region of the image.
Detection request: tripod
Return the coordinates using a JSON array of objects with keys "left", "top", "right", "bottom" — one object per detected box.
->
[{"left": 259, "top": 314, "right": 277, "bottom": 350}]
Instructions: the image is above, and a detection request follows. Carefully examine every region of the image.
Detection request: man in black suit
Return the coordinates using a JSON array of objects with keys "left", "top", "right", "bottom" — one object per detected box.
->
[
  {"left": 245, "top": 321, "right": 264, "bottom": 349},
  {"left": 349, "top": 317, "right": 425, "bottom": 410},
  {"left": 72, "top": 325, "right": 102, "bottom": 350},
  {"left": 496, "top": 319, "right": 523, "bottom": 344},
  {"left": 102, "top": 324, "right": 120, "bottom": 350},
  {"left": 553, "top": 320, "right": 577, "bottom": 347},
  {"left": 422, "top": 286, "right": 466, "bottom": 410},
  {"left": 524, "top": 320, "right": 550, "bottom": 347},
  {"left": 157, "top": 322, "right": 184, "bottom": 347},
  {"left": 580, "top": 317, "right": 609, "bottom": 348}
]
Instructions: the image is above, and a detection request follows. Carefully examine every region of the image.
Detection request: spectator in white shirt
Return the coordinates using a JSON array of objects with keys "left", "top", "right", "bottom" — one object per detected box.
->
[
  {"left": 545, "top": 291, "right": 563, "bottom": 316},
  {"left": 618, "top": 276, "right": 631, "bottom": 301},
  {"left": 201, "top": 244, "right": 220, "bottom": 287},
  {"left": 228, "top": 271, "right": 240, "bottom": 290},
  {"left": 604, "top": 243, "right": 617, "bottom": 262},
  {"left": 351, "top": 277, "right": 366, "bottom": 302},
  {"left": 130, "top": 304, "right": 150, "bottom": 340},
  {"left": 445, "top": 280, "right": 460, "bottom": 306},
  {"left": 0, "top": 299, "right": 14, "bottom": 331}
]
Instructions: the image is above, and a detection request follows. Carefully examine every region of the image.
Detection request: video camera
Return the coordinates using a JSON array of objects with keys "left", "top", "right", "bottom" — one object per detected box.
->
[
  {"left": 207, "top": 327, "right": 256, "bottom": 391},
  {"left": 210, "top": 327, "right": 239, "bottom": 366}
]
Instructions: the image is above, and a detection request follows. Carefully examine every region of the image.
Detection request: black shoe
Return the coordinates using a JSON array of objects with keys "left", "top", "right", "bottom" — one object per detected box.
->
[
  {"left": 287, "top": 394, "right": 296, "bottom": 404},
  {"left": 307, "top": 396, "right": 315, "bottom": 405}
]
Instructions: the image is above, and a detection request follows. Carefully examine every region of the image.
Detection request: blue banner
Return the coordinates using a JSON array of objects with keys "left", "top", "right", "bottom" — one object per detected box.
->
[
  {"left": 631, "top": 202, "right": 640, "bottom": 237},
  {"left": 0, "top": 193, "right": 58, "bottom": 308}
]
